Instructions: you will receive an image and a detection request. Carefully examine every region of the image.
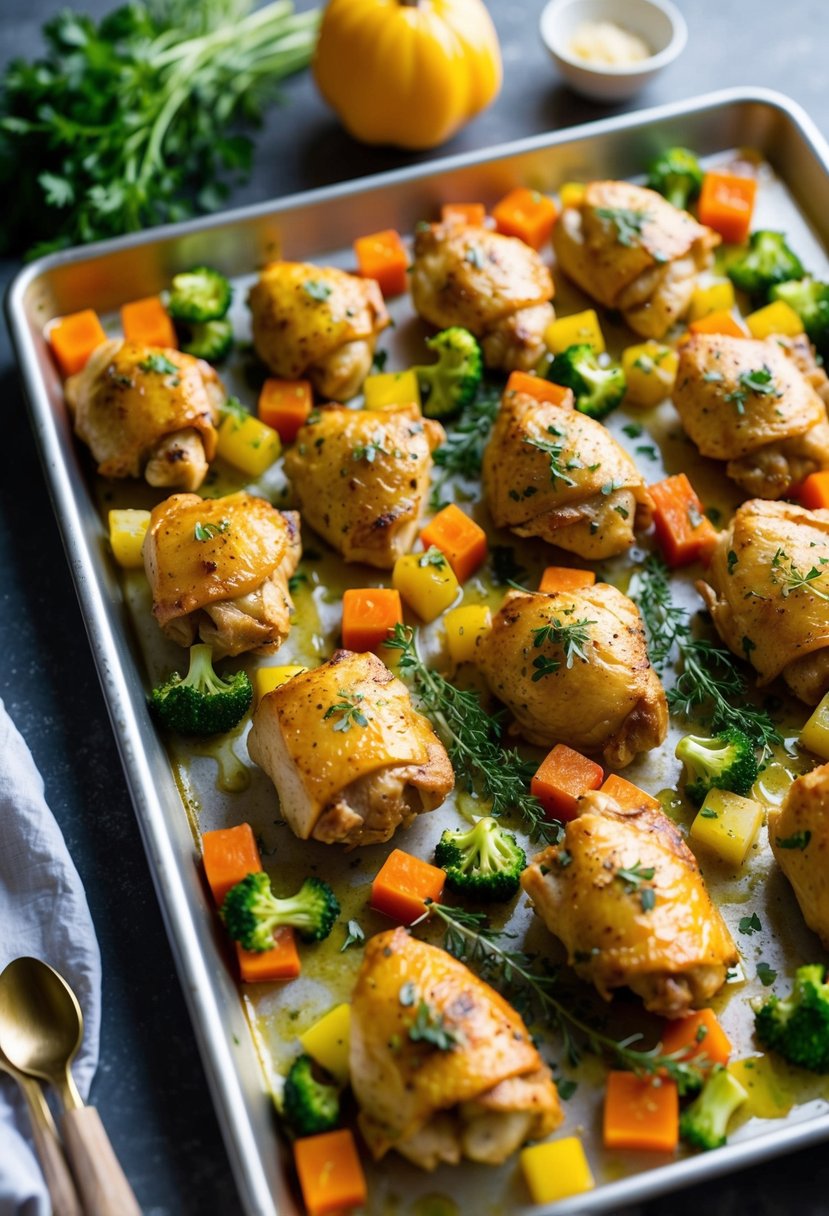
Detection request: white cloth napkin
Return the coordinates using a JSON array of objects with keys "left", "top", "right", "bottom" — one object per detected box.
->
[{"left": 0, "top": 699, "right": 102, "bottom": 1216}]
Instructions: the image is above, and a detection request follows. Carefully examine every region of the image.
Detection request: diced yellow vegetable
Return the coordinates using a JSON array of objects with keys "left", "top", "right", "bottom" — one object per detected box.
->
[
  {"left": 559, "top": 181, "right": 585, "bottom": 209},
  {"left": 253, "top": 665, "right": 306, "bottom": 707},
  {"left": 745, "top": 299, "right": 804, "bottom": 340},
  {"left": 299, "top": 1003, "right": 351, "bottom": 1085},
  {"left": 444, "top": 604, "right": 492, "bottom": 664},
  {"left": 108, "top": 509, "right": 151, "bottom": 568},
  {"left": 620, "top": 342, "right": 679, "bottom": 408},
  {"left": 363, "top": 369, "right": 421, "bottom": 411},
  {"left": 520, "top": 1136, "right": 595, "bottom": 1205},
  {"left": 801, "top": 692, "right": 829, "bottom": 759},
  {"left": 392, "top": 550, "right": 460, "bottom": 622},
  {"left": 545, "top": 309, "right": 605, "bottom": 355},
  {"left": 689, "top": 280, "right": 736, "bottom": 321},
  {"left": 728, "top": 1055, "right": 793, "bottom": 1119},
  {"left": 690, "top": 788, "right": 764, "bottom": 866},
  {"left": 217, "top": 413, "right": 281, "bottom": 476}
]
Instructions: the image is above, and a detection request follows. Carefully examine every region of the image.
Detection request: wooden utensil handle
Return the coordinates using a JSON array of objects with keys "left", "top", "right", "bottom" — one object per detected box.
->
[
  {"left": 61, "top": 1106, "right": 142, "bottom": 1216},
  {"left": 20, "top": 1080, "right": 82, "bottom": 1216}
]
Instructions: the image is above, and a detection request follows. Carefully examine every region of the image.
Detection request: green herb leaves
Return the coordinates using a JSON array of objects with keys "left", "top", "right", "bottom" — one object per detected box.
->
[
  {"left": 724, "top": 366, "right": 779, "bottom": 415},
  {"left": 524, "top": 425, "right": 577, "bottom": 488},
  {"left": 193, "top": 518, "right": 229, "bottom": 541},
  {"left": 139, "top": 353, "right": 179, "bottom": 376},
  {"left": 303, "top": 278, "right": 333, "bottom": 302},
  {"left": 324, "top": 691, "right": 369, "bottom": 733},
  {"left": 776, "top": 831, "right": 812, "bottom": 850},
  {"left": 595, "top": 206, "right": 649, "bottom": 248},
  {"left": 616, "top": 861, "right": 657, "bottom": 911},
  {"left": 529, "top": 615, "right": 594, "bottom": 681},
  {"left": 770, "top": 548, "right": 829, "bottom": 602}
]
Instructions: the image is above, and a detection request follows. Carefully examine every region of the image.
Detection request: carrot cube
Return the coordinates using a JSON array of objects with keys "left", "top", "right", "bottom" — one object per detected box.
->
[
  {"left": 603, "top": 1072, "right": 679, "bottom": 1153},
  {"left": 505, "top": 370, "right": 571, "bottom": 406},
  {"left": 600, "top": 774, "right": 660, "bottom": 812},
  {"left": 371, "top": 848, "right": 446, "bottom": 924},
  {"left": 341, "top": 587, "right": 403, "bottom": 652},
  {"left": 531, "top": 744, "right": 603, "bottom": 821},
  {"left": 354, "top": 228, "right": 409, "bottom": 297},
  {"left": 441, "top": 202, "right": 486, "bottom": 226},
  {"left": 698, "top": 170, "right": 758, "bottom": 245},
  {"left": 293, "top": 1129, "right": 367, "bottom": 1216},
  {"left": 120, "top": 296, "right": 177, "bottom": 349},
  {"left": 257, "top": 378, "right": 313, "bottom": 444},
  {"left": 649, "top": 473, "right": 720, "bottom": 568},
  {"left": 420, "top": 504, "right": 487, "bottom": 584},
  {"left": 201, "top": 823, "right": 262, "bottom": 906},
  {"left": 236, "top": 930, "right": 301, "bottom": 983},
  {"left": 539, "top": 566, "right": 596, "bottom": 594},
  {"left": 688, "top": 309, "right": 748, "bottom": 339},
  {"left": 660, "top": 1008, "right": 732, "bottom": 1070},
  {"left": 48, "top": 309, "right": 107, "bottom": 377},
  {"left": 493, "top": 187, "right": 558, "bottom": 250},
  {"left": 798, "top": 470, "right": 829, "bottom": 511}
]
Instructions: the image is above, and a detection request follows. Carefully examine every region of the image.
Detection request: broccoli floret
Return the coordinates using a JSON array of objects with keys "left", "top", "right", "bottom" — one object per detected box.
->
[
  {"left": 727, "top": 231, "right": 804, "bottom": 302},
  {"left": 549, "top": 344, "right": 626, "bottom": 419},
  {"left": 221, "top": 872, "right": 340, "bottom": 950},
  {"left": 282, "top": 1055, "right": 340, "bottom": 1137},
  {"left": 179, "top": 318, "right": 234, "bottom": 362},
  {"left": 168, "top": 266, "right": 233, "bottom": 323},
  {"left": 434, "top": 816, "right": 526, "bottom": 902},
  {"left": 754, "top": 964, "right": 829, "bottom": 1072},
  {"left": 150, "top": 644, "right": 252, "bottom": 736},
  {"left": 679, "top": 1065, "right": 748, "bottom": 1151},
  {"left": 674, "top": 728, "right": 758, "bottom": 806},
  {"left": 771, "top": 278, "right": 829, "bottom": 354},
  {"left": 646, "top": 147, "right": 703, "bottom": 210},
  {"left": 413, "top": 327, "right": 483, "bottom": 418}
]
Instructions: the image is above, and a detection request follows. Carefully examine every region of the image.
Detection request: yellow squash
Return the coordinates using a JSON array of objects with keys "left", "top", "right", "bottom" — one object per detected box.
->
[{"left": 313, "top": 0, "right": 502, "bottom": 150}]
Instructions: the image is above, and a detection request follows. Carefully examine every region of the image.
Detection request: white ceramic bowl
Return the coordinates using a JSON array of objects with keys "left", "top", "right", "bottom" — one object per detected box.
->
[{"left": 539, "top": 0, "right": 687, "bottom": 103}]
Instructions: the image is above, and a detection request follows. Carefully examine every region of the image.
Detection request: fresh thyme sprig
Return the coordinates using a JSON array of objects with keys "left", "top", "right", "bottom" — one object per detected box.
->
[
  {"left": 770, "top": 548, "right": 829, "bottom": 602},
  {"left": 523, "top": 427, "right": 577, "bottom": 487},
  {"left": 429, "top": 385, "right": 501, "bottom": 509},
  {"left": 531, "top": 616, "right": 595, "bottom": 669}
]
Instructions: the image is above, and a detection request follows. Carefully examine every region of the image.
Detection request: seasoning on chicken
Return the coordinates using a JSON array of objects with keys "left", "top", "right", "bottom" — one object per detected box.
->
[
  {"left": 350, "top": 928, "right": 562, "bottom": 1169},
  {"left": 144, "top": 491, "right": 300, "bottom": 657},
  {"left": 552, "top": 180, "right": 719, "bottom": 338},
  {"left": 64, "top": 339, "right": 221, "bottom": 490},
  {"left": 482, "top": 384, "right": 653, "bottom": 559},
  {"left": 247, "top": 650, "right": 454, "bottom": 846},
  {"left": 769, "top": 763, "right": 829, "bottom": 949},
  {"left": 410, "top": 222, "right": 555, "bottom": 371},
  {"left": 248, "top": 262, "right": 390, "bottom": 400},
  {"left": 521, "top": 790, "right": 738, "bottom": 1018},
  {"left": 698, "top": 499, "right": 829, "bottom": 705},
  {"left": 476, "top": 587, "right": 667, "bottom": 768},
  {"left": 672, "top": 333, "right": 829, "bottom": 499},
  {"left": 283, "top": 404, "right": 444, "bottom": 569}
]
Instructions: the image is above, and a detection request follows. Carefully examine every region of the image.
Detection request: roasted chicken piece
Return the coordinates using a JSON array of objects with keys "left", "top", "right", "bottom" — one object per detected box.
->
[
  {"left": 247, "top": 650, "right": 453, "bottom": 846},
  {"left": 410, "top": 222, "right": 555, "bottom": 371},
  {"left": 673, "top": 333, "right": 829, "bottom": 498},
  {"left": 698, "top": 500, "right": 829, "bottom": 705},
  {"left": 769, "top": 763, "right": 829, "bottom": 949},
  {"left": 144, "top": 491, "right": 300, "bottom": 658},
  {"left": 350, "top": 928, "right": 562, "bottom": 1168},
  {"left": 552, "top": 180, "right": 719, "bottom": 338},
  {"left": 477, "top": 588, "right": 667, "bottom": 767},
  {"left": 65, "top": 339, "right": 221, "bottom": 489},
  {"left": 248, "top": 262, "right": 389, "bottom": 400},
  {"left": 482, "top": 385, "right": 653, "bottom": 559},
  {"left": 283, "top": 404, "right": 444, "bottom": 569},
  {"left": 522, "top": 790, "right": 738, "bottom": 1017}
]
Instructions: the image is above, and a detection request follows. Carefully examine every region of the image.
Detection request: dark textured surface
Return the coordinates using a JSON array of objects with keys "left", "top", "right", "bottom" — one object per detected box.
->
[{"left": 1, "top": 1, "right": 828, "bottom": 1212}]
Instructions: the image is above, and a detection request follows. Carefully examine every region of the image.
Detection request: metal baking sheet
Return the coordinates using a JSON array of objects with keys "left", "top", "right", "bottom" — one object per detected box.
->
[{"left": 7, "top": 87, "right": 829, "bottom": 1216}]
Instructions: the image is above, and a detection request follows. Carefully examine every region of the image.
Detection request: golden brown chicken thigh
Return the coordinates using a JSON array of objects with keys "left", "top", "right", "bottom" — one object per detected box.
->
[
  {"left": 350, "top": 928, "right": 562, "bottom": 1169},
  {"left": 553, "top": 181, "right": 719, "bottom": 338},
  {"left": 521, "top": 790, "right": 738, "bottom": 1017},
  {"left": 769, "top": 763, "right": 829, "bottom": 949},
  {"left": 248, "top": 262, "right": 389, "bottom": 400},
  {"left": 410, "top": 222, "right": 555, "bottom": 371},
  {"left": 477, "top": 587, "right": 667, "bottom": 767},
  {"left": 65, "top": 339, "right": 220, "bottom": 489},
  {"left": 144, "top": 491, "right": 300, "bottom": 657},
  {"left": 698, "top": 500, "right": 829, "bottom": 705}
]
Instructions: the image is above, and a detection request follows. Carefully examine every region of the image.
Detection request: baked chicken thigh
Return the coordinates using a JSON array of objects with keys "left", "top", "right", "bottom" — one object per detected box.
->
[
  {"left": 350, "top": 928, "right": 562, "bottom": 1169},
  {"left": 144, "top": 491, "right": 300, "bottom": 657},
  {"left": 521, "top": 790, "right": 738, "bottom": 1018},
  {"left": 247, "top": 650, "right": 453, "bottom": 846},
  {"left": 769, "top": 763, "right": 829, "bottom": 949},
  {"left": 65, "top": 339, "right": 220, "bottom": 489}
]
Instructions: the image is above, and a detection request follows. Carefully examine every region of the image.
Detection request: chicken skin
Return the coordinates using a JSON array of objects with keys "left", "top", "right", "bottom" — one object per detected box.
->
[
  {"left": 698, "top": 500, "right": 829, "bottom": 705},
  {"left": 144, "top": 491, "right": 300, "bottom": 658},
  {"left": 552, "top": 181, "right": 719, "bottom": 339},
  {"left": 247, "top": 650, "right": 453, "bottom": 846},
  {"left": 248, "top": 262, "right": 389, "bottom": 400},
  {"left": 521, "top": 790, "right": 738, "bottom": 1018},
  {"left": 283, "top": 405, "right": 444, "bottom": 569},
  {"left": 410, "top": 222, "right": 555, "bottom": 371},
  {"left": 482, "top": 385, "right": 653, "bottom": 559},
  {"left": 673, "top": 333, "right": 829, "bottom": 498},
  {"left": 769, "top": 763, "right": 829, "bottom": 949},
  {"left": 350, "top": 928, "right": 562, "bottom": 1169},
  {"left": 65, "top": 339, "right": 220, "bottom": 490},
  {"left": 476, "top": 588, "right": 667, "bottom": 767}
]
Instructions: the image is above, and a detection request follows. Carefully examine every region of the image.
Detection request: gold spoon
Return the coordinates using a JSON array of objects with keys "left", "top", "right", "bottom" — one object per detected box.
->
[{"left": 0, "top": 957, "right": 141, "bottom": 1216}]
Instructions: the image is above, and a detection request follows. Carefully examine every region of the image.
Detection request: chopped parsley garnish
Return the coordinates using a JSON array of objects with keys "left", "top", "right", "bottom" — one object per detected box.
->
[
  {"left": 418, "top": 546, "right": 447, "bottom": 569},
  {"left": 776, "top": 831, "right": 812, "bottom": 850},
  {"left": 738, "top": 912, "right": 762, "bottom": 935},
  {"left": 756, "top": 962, "right": 777, "bottom": 987},
  {"left": 139, "top": 353, "right": 179, "bottom": 376},
  {"left": 341, "top": 920, "right": 366, "bottom": 951},
  {"left": 725, "top": 366, "right": 778, "bottom": 415},
  {"left": 407, "top": 1000, "right": 463, "bottom": 1051},
  {"left": 352, "top": 431, "right": 389, "bottom": 463},
  {"left": 524, "top": 426, "right": 577, "bottom": 487},
  {"left": 595, "top": 205, "right": 649, "bottom": 248},
  {"left": 193, "top": 519, "right": 229, "bottom": 542},
  {"left": 303, "top": 278, "right": 333, "bottom": 302},
  {"left": 324, "top": 691, "right": 369, "bottom": 732}
]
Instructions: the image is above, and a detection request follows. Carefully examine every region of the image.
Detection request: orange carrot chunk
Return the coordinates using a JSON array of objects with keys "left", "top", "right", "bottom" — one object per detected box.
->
[
  {"left": 603, "top": 1072, "right": 679, "bottom": 1153},
  {"left": 201, "top": 823, "right": 262, "bottom": 907},
  {"left": 506, "top": 370, "right": 571, "bottom": 406},
  {"left": 441, "top": 202, "right": 486, "bottom": 226},
  {"left": 698, "top": 171, "right": 758, "bottom": 245},
  {"left": 493, "top": 187, "right": 558, "bottom": 250},
  {"left": 236, "top": 930, "right": 301, "bottom": 984},
  {"left": 649, "top": 473, "right": 720, "bottom": 569},
  {"left": 294, "top": 1129, "right": 367, "bottom": 1216},
  {"left": 120, "top": 296, "right": 177, "bottom": 348},
  {"left": 341, "top": 587, "right": 403, "bottom": 652},
  {"left": 420, "top": 504, "right": 487, "bottom": 584},
  {"left": 660, "top": 1008, "right": 732, "bottom": 1070},
  {"left": 538, "top": 566, "right": 596, "bottom": 594},
  {"left": 48, "top": 309, "right": 107, "bottom": 377},
  {"left": 354, "top": 228, "right": 409, "bottom": 297},
  {"left": 798, "top": 470, "right": 829, "bottom": 511},
  {"left": 531, "top": 744, "right": 603, "bottom": 822},
  {"left": 371, "top": 848, "right": 446, "bottom": 924},
  {"left": 688, "top": 309, "right": 747, "bottom": 339},
  {"left": 600, "top": 774, "right": 660, "bottom": 812},
  {"left": 257, "top": 378, "right": 313, "bottom": 444}
]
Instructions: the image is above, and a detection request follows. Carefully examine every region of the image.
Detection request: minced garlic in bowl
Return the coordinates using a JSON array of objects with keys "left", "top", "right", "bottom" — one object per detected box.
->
[{"left": 568, "top": 20, "right": 652, "bottom": 65}]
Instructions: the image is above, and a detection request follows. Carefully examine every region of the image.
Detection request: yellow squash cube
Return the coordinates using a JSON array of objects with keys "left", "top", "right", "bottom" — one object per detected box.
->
[
  {"left": 392, "top": 551, "right": 460, "bottom": 622},
  {"left": 299, "top": 1003, "right": 351, "bottom": 1084},
  {"left": 559, "top": 181, "right": 585, "bottom": 209},
  {"left": 728, "top": 1056, "right": 793, "bottom": 1119},
  {"left": 363, "top": 369, "right": 421, "bottom": 411},
  {"left": 690, "top": 788, "right": 764, "bottom": 866},
  {"left": 545, "top": 309, "right": 605, "bottom": 355},
  {"left": 745, "top": 299, "right": 804, "bottom": 340},
  {"left": 621, "top": 342, "right": 679, "bottom": 408},
  {"left": 108, "top": 509, "right": 151, "bottom": 568},
  {"left": 520, "top": 1137, "right": 595, "bottom": 1205},
  {"left": 444, "top": 604, "right": 492, "bottom": 664},
  {"left": 217, "top": 412, "right": 281, "bottom": 477},
  {"left": 689, "top": 280, "right": 736, "bottom": 321},
  {"left": 253, "top": 665, "right": 306, "bottom": 708},
  {"left": 801, "top": 692, "right": 829, "bottom": 760}
]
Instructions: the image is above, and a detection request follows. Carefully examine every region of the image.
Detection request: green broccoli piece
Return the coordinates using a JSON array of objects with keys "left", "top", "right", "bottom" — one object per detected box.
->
[
  {"left": 646, "top": 147, "right": 703, "bottom": 210},
  {"left": 549, "top": 344, "right": 626, "bottom": 419},
  {"left": 434, "top": 816, "right": 526, "bottom": 902},
  {"left": 413, "top": 327, "right": 483, "bottom": 418},
  {"left": 221, "top": 872, "right": 340, "bottom": 950},
  {"left": 754, "top": 964, "right": 829, "bottom": 1072},
  {"left": 179, "top": 318, "right": 234, "bottom": 362},
  {"left": 674, "top": 728, "right": 758, "bottom": 806},
  {"left": 679, "top": 1065, "right": 748, "bottom": 1151},
  {"left": 727, "top": 231, "right": 804, "bottom": 302},
  {"left": 282, "top": 1055, "right": 341, "bottom": 1138},
  {"left": 168, "top": 266, "right": 233, "bottom": 323},
  {"left": 770, "top": 278, "right": 829, "bottom": 354},
  {"left": 150, "top": 644, "right": 252, "bottom": 736}
]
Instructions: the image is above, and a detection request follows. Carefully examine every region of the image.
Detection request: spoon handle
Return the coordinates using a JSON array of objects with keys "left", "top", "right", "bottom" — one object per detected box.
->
[
  {"left": 60, "top": 1107, "right": 142, "bottom": 1216},
  {"left": 18, "top": 1075, "right": 83, "bottom": 1216}
]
